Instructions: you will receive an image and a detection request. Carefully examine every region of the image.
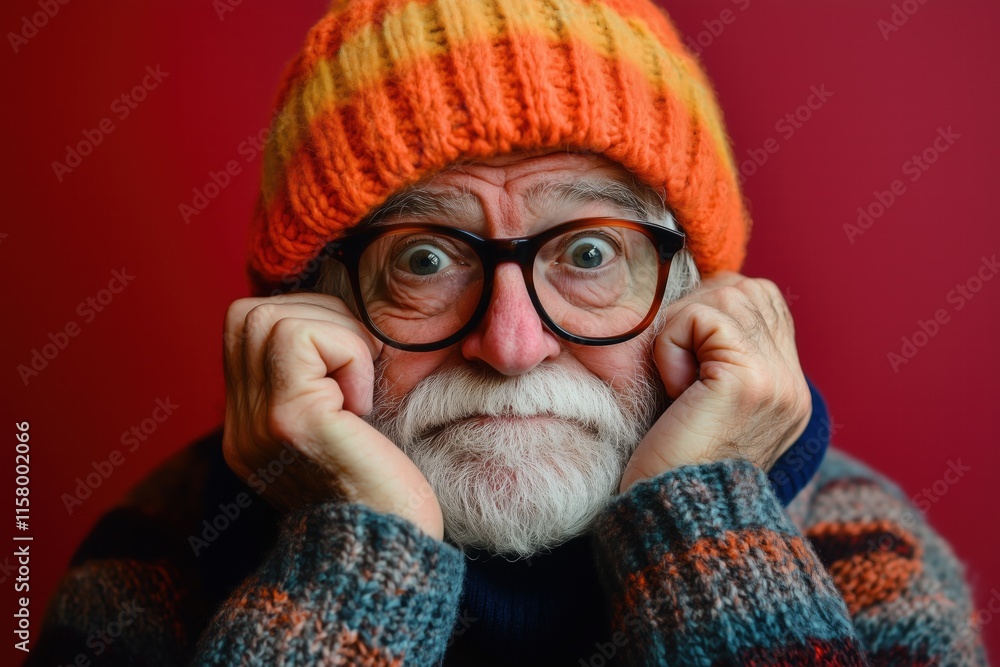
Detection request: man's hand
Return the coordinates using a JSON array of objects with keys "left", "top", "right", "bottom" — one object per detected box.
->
[
  {"left": 222, "top": 293, "right": 444, "bottom": 540},
  {"left": 620, "top": 272, "right": 811, "bottom": 492}
]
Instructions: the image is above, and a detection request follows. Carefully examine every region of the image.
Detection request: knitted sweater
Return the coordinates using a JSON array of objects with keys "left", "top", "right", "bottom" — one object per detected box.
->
[{"left": 31, "top": 423, "right": 986, "bottom": 665}]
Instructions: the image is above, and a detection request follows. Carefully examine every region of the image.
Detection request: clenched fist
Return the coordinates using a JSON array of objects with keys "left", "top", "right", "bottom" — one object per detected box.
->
[
  {"left": 221, "top": 293, "right": 444, "bottom": 539},
  {"left": 621, "top": 272, "right": 812, "bottom": 492}
]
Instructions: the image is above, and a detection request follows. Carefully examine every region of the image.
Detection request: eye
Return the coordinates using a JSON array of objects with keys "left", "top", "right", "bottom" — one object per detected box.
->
[
  {"left": 396, "top": 243, "right": 454, "bottom": 275},
  {"left": 561, "top": 236, "right": 618, "bottom": 269}
]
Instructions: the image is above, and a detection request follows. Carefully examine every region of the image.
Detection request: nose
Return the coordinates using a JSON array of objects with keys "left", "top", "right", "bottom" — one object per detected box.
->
[{"left": 461, "top": 263, "right": 561, "bottom": 375}]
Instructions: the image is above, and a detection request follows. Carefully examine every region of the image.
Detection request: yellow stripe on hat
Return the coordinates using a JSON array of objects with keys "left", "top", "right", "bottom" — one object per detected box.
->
[{"left": 260, "top": 0, "right": 736, "bottom": 202}]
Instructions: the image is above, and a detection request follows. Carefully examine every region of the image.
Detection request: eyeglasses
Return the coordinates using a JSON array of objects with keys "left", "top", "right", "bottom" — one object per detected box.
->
[{"left": 316, "top": 217, "right": 686, "bottom": 352}]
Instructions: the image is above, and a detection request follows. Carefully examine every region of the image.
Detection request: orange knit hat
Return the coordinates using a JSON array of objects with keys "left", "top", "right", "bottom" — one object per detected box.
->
[{"left": 249, "top": 0, "right": 751, "bottom": 294}]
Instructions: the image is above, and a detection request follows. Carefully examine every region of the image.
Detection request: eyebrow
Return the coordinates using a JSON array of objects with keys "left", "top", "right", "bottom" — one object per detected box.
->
[
  {"left": 522, "top": 178, "right": 662, "bottom": 221},
  {"left": 361, "top": 175, "right": 674, "bottom": 229},
  {"left": 365, "top": 185, "right": 482, "bottom": 226}
]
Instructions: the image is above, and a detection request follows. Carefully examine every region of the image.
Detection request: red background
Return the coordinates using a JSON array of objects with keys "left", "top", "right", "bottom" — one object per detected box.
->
[{"left": 2, "top": 0, "right": 998, "bottom": 662}]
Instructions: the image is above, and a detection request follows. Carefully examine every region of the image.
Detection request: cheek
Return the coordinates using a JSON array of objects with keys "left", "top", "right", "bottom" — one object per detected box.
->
[
  {"left": 570, "top": 334, "right": 656, "bottom": 391},
  {"left": 376, "top": 350, "right": 454, "bottom": 400}
]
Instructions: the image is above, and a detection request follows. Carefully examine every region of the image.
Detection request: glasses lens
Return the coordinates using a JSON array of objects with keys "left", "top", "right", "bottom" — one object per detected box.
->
[
  {"left": 533, "top": 224, "right": 661, "bottom": 339},
  {"left": 358, "top": 229, "right": 484, "bottom": 346}
]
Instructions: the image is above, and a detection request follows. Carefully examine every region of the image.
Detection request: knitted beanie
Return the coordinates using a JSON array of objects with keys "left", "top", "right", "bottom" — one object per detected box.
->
[{"left": 249, "top": 0, "right": 751, "bottom": 295}]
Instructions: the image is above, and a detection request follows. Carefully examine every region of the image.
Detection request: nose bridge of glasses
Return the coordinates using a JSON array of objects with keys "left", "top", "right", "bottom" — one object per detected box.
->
[
  {"left": 478, "top": 237, "right": 541, "bottom": 319},
  {"left": 481, "top": 236, "right": 533, "bottom": 266}
]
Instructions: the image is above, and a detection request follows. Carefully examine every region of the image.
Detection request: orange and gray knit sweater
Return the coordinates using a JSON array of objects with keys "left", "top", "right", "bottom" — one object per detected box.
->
[{"left": 31, "top": 426, "right": 987, "bottom": 666}]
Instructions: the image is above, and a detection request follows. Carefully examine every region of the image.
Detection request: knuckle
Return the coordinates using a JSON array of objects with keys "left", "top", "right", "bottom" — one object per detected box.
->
[
  {"left": 752, "top": 277, "right": 781, "bottom": 298},
  {"left": 749, "top": 280, "right": 793, "bottom": 330},
  {"left": 225, "top": 297, "right": 260, "bottom": 334},
  {"left": 666, "top": 298, "right": 699, "bottom": 317},
  {"left": 245, "top": 302, "right": 282, "bottom": 336},
  {"left": 267, "top": 316, "right": 313, "bottom": 351},
  {"left": 225, "top": 297, "right": 257, "bottom": 322},
  {"left": 295, "top": 291, "right": 350, "bottom": 313},
  {"left": 321, "top": 294, "right": 350, "bottom": 312},
  {"left": 757, "top": 280, "right": 788, "bottom": 310},
  {"left": 714, "top": 285, "right": 749, "bottom": 310},
  {"left": 736, "top": 277, "right": 779, "bottom": 309}
]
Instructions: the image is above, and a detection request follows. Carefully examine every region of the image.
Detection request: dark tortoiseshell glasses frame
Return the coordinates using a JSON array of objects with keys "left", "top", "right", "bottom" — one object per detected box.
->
[{"left": 316, "top": 217, "right": 686, "bottom": 352}]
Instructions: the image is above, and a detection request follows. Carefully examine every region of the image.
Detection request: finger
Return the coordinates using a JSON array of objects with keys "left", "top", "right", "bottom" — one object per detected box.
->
[
  {"left": 223, "top": 297, "right": 262, "bottom": 409},
  {"left": 228, "top": 294, "right": 379, "bottom": 358},
  {"left": 691, "top": 282, "right": 785, "bottom": 353},
  {"left": 224, "top": 296, "right": 361, "bottom": 399},
  {"left": 263, "top": 317, "right": 377, "bottom": 425},
  {"left": 704, "top": 279, "right": 795, "bottom": 366},
  {"left": 652, "top": 303, "right": 699, "bottom": 398},
  {"left": 754, "top": 279, "right": 796, "bottom": 350},
  {"left": 224, "top": 297, "right": 383, "bottom": 480},
  {"left": 241, "top": 300, "right": 378, "bottom": 388},
  {"left": 654, "top": 298, "right": 760, "bottom": 394}
]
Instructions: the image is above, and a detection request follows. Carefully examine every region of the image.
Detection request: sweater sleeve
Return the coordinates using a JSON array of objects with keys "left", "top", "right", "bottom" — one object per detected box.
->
[
  {"left": 192, "top": 501, "right": 465, "bottom": 666},
  {"left": 25, "top": 505, "right": 208, "bottom": 667},
  {"left": 591, "top": 459, "right": 868, "bottom": 666},
  {"left": 803, "top": 453, "right": 988, "bottom": 666}
]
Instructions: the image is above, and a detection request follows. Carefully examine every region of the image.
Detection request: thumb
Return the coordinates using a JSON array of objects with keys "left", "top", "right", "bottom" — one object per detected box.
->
[{"left": 652, "top": 301, "right": 702, "bottom": 399}]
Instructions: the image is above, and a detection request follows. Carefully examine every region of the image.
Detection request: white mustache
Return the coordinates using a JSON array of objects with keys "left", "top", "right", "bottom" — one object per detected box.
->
[
  {"left": 388, "top": 363, "right": 642, "bottom": 447},
  {"left": 366, "top": 360, "right": 665, "bottom": 556}
]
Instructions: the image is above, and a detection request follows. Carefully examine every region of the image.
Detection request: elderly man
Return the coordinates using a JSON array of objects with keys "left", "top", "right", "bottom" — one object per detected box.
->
[{"left": 34, "top": 1, "right": 985, "bottom": 665}]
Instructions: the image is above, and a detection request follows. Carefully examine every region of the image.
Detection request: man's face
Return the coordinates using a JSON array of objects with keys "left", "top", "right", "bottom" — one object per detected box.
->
[{"left": 358, "top": 151, "right": 670, "bottom": 556}]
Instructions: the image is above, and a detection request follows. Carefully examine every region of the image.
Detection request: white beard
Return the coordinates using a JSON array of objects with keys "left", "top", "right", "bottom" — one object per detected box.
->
[{"left": 365, "top": 361, "right": 664, "bottom": 558}]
